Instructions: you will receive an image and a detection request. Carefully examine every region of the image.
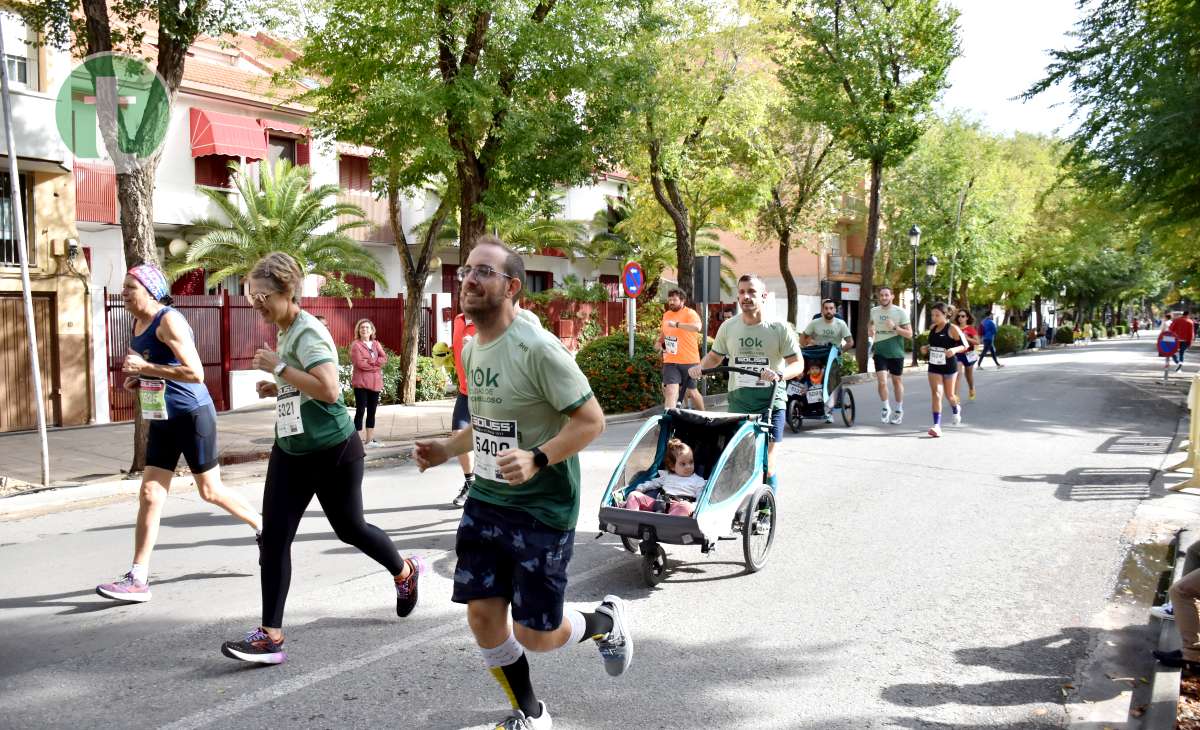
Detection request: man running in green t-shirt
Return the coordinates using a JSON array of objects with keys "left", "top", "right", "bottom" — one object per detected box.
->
[
  {"left": 689, "top": 274, "right": 803, "bottom": 485},
  {"left": 414, "top": 236, "right": 631, "bottom": 730},
  {"left": 867, "top": 286, "right": 913, "bottom": 425}
]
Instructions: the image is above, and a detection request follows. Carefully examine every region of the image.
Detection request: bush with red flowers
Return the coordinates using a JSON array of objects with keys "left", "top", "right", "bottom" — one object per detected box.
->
[{"left": 575, "top": 332, "right": 662, "bottom": 414}]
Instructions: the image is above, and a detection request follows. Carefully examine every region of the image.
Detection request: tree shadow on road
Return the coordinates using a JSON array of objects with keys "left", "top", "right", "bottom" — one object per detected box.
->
[
  {"left": 0, "top": 571, "right": 252, "bottom": 614},
  {"left": 1001, "top": 466, "right": 1160, "bottom": 502},
  {"left": 881, "top": 625, "right": 1153, "bottom": 711}
]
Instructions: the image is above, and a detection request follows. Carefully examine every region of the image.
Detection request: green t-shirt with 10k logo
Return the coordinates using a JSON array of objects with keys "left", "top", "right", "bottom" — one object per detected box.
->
[
  {"left": 712, "top": 316, "right": 799, "bottom": 414},
  {"left": 463, "top": 315, "right": 594, "bottom": 531}
]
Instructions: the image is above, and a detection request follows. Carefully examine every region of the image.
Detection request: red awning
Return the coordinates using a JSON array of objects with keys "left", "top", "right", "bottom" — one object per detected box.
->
[
  {"left": 189, "top": 107, "right": 267, "bottom": 159},
  {"left": 260, "top": 118, "right": 309, "bottom": 137}
]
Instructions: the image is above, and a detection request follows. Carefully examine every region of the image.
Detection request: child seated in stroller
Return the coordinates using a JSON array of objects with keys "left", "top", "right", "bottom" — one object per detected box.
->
[
  {"left": 804, "top": 363, "right": 824, "bottom": 388},
  {"left": 617, "top": 438, "right": 705, "bottom": 517}
]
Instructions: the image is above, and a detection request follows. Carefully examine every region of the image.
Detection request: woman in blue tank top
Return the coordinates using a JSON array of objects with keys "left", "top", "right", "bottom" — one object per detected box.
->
[
  {"left": 96, "top": 263, "right": 262, "bottom": 604},
  {"left": 920, "top": 302, "right": 968, "bottom": 439}
]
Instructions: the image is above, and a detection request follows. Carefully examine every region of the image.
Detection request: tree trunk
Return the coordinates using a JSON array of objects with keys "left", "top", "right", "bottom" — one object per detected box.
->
[
  {"left": 389, "top": 173, "right": 452, "bottom": 404},
  {"left": 855, "top": 156, "right": 884, "bottom": 371},
  {"left": 116, "top": 167, "right": 159, "bottom": 266},
  {"left": 456, "top": 156, "right": 487, "bottom": 262},
  {"left": 1034, "top": 295, "right": 1044, "bottom": 331},
  {"left": 778, "top": 229, "right": 798, "bottom": 325}
]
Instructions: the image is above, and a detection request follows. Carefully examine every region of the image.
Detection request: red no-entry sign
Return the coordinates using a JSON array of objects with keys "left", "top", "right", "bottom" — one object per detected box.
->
[{"left": 621, "top": 261, "right": 644, "bottom": 299}]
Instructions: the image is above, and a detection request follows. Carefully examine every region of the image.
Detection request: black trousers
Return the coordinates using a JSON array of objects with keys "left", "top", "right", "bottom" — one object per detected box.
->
[
  {"left": 259, "top": 436, "right": 403, "bottom": 627},
  {"left": 353, "top": 387, "right": 380, "bottom": 430},
  {"left": 979, "top": 340, "right": 1001, "bottom": 366}
]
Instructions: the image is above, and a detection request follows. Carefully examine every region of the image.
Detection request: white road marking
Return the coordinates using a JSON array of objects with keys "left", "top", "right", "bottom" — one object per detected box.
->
[{"left": 159, "top": 554, "right": 625, "bottom": 730}]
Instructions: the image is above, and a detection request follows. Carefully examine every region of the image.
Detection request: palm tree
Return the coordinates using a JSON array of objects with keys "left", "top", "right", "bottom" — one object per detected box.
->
[{"left": 173, "top": 160, "right": 385, "bottom": 289}]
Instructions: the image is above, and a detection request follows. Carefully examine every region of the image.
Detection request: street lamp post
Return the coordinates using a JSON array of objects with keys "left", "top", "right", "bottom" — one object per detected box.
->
[{"left": 909, "top": 225, "right": 921, "bottom": 366}]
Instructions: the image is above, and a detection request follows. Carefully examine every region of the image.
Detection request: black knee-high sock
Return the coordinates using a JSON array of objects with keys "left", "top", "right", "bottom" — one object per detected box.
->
[
  {"left": 483, "top": 634, "right": 539, "bottom": 717},
  {"left": 575, "top": 610, "right": 613, "bottom": 642},
  {"left": 492, "top": 654, "right": 539, "bottom": 717}
]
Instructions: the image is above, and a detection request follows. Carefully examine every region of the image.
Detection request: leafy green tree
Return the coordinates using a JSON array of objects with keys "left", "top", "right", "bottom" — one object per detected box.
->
[
  {"left": 755, "top": 115, "right": 857, "bottom": 324},
  {"left": 1027, "top": 0, "right": 1200, "bottom": 231},
  {"left": 176, "top": 160, "right": 384, "bottom": 288},
  {"left": 620, "top": 0, "right": 776, "bottom": 301},
  {"left": 15, "top": 0, "right": 252, "bottom": 267},
  {"left": 778, "top": 0, "right": 960, "bottom": 368},
  {"left": 294, "top": 0, "right": 637, "bottom": 256}
]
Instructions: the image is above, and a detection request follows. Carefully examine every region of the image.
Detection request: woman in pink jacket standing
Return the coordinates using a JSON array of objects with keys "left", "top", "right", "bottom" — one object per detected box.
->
[{"left": 350, "top": 318, "right": 388, "bottom": 447}]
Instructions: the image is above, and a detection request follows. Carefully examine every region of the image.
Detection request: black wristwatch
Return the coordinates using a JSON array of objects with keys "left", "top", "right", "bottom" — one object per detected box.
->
[{"left": 531, "top": 446, "right": 549, "bottom": 470}]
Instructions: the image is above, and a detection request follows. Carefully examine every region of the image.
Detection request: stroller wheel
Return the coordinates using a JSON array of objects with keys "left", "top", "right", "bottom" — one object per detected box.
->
[
  {"left": 621, "top": 536, "right": 639, "bottom": 554},
  {"left": 743, "top": 486, "right": 777, "bottom": 573},
  {"left": 840, "top": 388, "right": 856, "bottom": 427},
  {"left": 640, "top": 543, "right": 668, "bottom": 586},
  {"left": 787, "top": 398, "right": 803, "bottom": 433}
]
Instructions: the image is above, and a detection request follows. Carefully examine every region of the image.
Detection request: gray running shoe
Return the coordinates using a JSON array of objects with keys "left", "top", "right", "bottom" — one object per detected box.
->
[{"left": 594, "top": 595, "right": 632, "bottom": 676}]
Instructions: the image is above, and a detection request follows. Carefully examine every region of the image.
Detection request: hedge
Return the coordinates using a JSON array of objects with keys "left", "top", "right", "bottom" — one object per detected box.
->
[
  {"left": 995, "top": 324, "right": 1024, "bottom": 354},
  {"left": 1054, "top": 327, "right": 1075, "bottom": 345},
  {"left": 576, "top": 332, "right": 663, "bottom": 414}
]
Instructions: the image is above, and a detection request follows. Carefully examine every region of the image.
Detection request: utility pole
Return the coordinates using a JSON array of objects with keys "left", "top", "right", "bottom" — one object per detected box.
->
[{"left": 0, "top": 17, "right": 51, "bottom": 489}]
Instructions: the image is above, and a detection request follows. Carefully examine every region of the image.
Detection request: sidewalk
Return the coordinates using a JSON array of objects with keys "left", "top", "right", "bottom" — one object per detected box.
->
[{"left": 0, "top": 399, "right": 458, "bottom": 488}]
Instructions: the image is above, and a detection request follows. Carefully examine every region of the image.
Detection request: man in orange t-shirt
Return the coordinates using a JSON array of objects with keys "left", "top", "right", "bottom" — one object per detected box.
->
[
  {"left": 450, "top": 312, "right": 476, "bottom": 506},
  {"left": 655, "top": 289, "right": 705, "bottom": 410}
]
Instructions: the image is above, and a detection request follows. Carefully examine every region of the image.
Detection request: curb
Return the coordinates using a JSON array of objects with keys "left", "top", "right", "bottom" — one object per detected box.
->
[{"left": 1145, "top": 528, "right": 1194, "bottom": 729}]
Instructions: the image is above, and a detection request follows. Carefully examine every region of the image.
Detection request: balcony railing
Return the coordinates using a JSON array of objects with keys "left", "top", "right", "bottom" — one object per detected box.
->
[
  {"left": 74, "top": 160, "right": 118, "bottom": 224},
  {"left": 828, "top": 254, "right": 862, "bottom": 276},
  {"left": 338, "top": 190, "right": 393, "bottom": 243}
]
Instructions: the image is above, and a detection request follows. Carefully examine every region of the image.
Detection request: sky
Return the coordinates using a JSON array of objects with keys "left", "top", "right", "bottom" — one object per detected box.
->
[{"left": 938, "top": 0, "right": 1082, "bottom": 137}]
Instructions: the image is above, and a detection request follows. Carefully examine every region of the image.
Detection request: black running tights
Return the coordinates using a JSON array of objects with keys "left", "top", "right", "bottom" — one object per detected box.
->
[
  {"left": 260, "top": 437, "right": 404, "bottom": 628},
  {"left": 979, "top": 340, "right": 1001, "bottom": 367}
]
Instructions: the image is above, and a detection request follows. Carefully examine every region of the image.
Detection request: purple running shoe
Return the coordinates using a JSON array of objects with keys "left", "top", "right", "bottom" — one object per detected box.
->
[
  {"left": 395, "top": 556, "right": 425, "bottom": 618},
  {"left": 96, "top": 572, "right": 151, "bottom": 602},
  {"left": 221, "top": 627, "right": 286, "bottom": 664}
]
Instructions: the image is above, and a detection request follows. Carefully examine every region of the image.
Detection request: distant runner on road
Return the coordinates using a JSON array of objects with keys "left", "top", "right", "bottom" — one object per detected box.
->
[
  {"left": 801, "top": 299, "right": 855, "bottom": 350},
  {"left": 656, "top": 288, "right": 705, "bottom": 411},
  {"left": 690, "top": 274, "right": 803, "bottom": 486},
  {"left": 450, "top": 312, "right": 477, "bottom": 507},
  {"left": 921, "top": 303, "right": 969, "bottom": 438},
  {"left": 96, "top": 263, "right": 261, "bottom": 604},
  {"left": 867, "top": 286, "right": 913, "bottom": 425}
]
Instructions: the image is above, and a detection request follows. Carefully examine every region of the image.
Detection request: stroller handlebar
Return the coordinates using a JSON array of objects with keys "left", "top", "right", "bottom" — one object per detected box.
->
[{"left": 701, "top": 365, "right": 772, "bottom": 378}]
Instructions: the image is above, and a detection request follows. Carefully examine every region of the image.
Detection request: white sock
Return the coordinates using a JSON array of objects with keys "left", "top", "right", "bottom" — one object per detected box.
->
[
  {"left": 130, "top": 563, "right": 149, "bottom": 583},
  {"left": 892, "top": 401, "right": 903, "bottom": 412},
  {"left": 480, "top": 633, "right": 525, "bottom": 668},
  {"left": 565, "top": 609, "right": 587, "bottom": 645}
]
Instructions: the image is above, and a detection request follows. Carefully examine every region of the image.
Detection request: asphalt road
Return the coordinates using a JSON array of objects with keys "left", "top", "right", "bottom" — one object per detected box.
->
[{"left": 0, "top": 339, "right": 1190, "bottom": 729}]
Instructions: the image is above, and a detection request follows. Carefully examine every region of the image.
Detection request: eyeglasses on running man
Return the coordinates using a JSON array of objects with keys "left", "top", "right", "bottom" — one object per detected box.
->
[{"left": 457, "top": 265, "right": 517, "bottom": 283}]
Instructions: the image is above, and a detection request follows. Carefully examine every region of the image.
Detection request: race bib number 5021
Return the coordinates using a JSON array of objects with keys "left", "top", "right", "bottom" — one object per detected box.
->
[{"left": 472, "top": 414, "right": 518, "bottom": 483}]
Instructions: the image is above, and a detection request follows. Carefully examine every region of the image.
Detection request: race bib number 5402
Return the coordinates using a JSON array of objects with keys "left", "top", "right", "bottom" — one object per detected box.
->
[{"left": 472, "top": 414, "right": 518, "bottom": 483}]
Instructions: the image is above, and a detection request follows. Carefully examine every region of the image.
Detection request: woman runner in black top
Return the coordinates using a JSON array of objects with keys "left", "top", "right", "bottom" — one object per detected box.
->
[{"left": 921, "top": 302, "right": 969, "bottom": 438}]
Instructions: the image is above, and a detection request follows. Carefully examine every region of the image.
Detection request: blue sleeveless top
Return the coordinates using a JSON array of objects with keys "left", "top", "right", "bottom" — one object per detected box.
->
[{"left": 130, "top": 307, "right": 212, "bottom": 417}]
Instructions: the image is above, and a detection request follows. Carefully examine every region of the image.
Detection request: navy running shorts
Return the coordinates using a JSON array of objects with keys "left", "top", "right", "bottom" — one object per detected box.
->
[
  {"left": 452, "top": 392, "right": 471, "bottom": 430},
  {"left": 451, "top": 498, "right": 574, "bottom": 631},
  {"left": 146, "top": 402, "right": 219, "bottom": 474}
]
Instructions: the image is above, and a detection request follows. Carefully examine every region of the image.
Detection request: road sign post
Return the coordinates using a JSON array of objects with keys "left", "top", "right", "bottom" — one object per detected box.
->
[{"left": 622, "top": 262, "right": 645, "bottom": 359}]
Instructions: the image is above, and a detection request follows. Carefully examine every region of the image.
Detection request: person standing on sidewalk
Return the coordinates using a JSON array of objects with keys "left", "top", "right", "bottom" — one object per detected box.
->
[
  {"left": 415, "top": 237, "right": 631, "bottom": 729},
  {"left": 1131, "top": 317, "right": 1140, "bottom": 339},
  {"left": 449, "top": 311, "right": 477, "bottom": 507},
  {"left": 921, "top": 303, "right": 969, "bottom": 438},
  {"left": 1170, "top": 310, "right": 1194, "bottom": 371},
  {"left": 976, "top": 311, "right": 1004, "bottom": 368},
  {"left": 689, "top": 274, "right": 803, "bottom": 485},
  {"left": 656, "top": 289, "right": 705, "bottom": 411},
  {"left": 96, "top": 264, "right": 263, "bottom": 604},
  {"left": 350, "top": 318, "right": 387, "bottom": 449},
  {"left": 867, "top": 286, "right": 913, "bottom": 425},
  {"left": 220, "top": 252, "right": 421, "bottom": 666}
]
